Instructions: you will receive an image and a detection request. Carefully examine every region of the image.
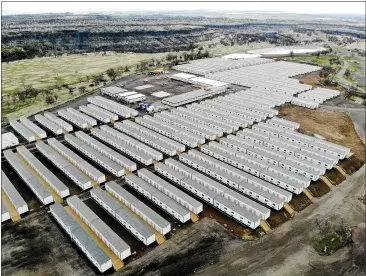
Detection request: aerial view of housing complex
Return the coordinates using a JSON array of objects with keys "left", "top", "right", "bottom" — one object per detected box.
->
[{"left": 1, "top": 2, "right": 365, "bottom": 276}]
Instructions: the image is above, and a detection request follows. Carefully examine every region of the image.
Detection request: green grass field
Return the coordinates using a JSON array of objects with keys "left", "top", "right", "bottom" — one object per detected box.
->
[{"left": 1, "top": 52, "right": 172, "bottom": 120}]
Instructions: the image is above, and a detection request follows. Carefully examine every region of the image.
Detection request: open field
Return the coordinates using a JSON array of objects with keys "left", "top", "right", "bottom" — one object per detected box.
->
[
  {"left": 2, "top": 52, "right": 170, "bottom": 96},
  {"left": 1, "top": 51, "right": 172, "bottom": 120}
]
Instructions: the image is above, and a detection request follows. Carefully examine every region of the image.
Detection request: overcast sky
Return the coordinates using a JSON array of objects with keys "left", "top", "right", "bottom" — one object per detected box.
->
[{"left": 2, "top": 1, "right": 365, "bottom": 15}]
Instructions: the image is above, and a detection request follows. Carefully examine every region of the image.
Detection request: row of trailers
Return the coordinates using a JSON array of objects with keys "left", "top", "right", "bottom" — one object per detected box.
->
[
  {"left": 8, "top": 95, "right": 138, "bottom": 144},
  {"left": 2, "top": 171, "right": 29, "bottom": 222},
  {"left": 50, "top": 171, "right": 205, "bottom": 272}
]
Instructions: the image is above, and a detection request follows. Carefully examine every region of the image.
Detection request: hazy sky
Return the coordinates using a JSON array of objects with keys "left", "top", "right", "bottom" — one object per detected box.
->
[{"left": 2, "top": 1, "right": 365, "bottom": 15}]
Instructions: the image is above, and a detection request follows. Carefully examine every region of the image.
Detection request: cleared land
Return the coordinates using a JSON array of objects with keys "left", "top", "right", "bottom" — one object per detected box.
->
[{"left": 279, "top": 105, "right": 366, "bottom": 161}]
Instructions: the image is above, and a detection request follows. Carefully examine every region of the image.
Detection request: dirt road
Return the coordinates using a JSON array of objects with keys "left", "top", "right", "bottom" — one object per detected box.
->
[
  {"left": 196, "top": 165, "right": 366, "bottom": 276},
  {"left": 337, "top": 57, "right": 353, "bottom": 87}
]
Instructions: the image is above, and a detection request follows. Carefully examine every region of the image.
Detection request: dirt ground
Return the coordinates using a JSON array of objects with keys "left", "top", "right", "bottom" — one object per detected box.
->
[
  {"left": 299, "top": 72, "right": 322, "bottom": 87},
  {"left": 279, "top": 105, "right": 366, "bottom": 161},
  {"left": 194, "top": 165, "right": 366, "bottom": 276},
  {"left": 308, "top": 181, "right": 331, "bottom": 198}
]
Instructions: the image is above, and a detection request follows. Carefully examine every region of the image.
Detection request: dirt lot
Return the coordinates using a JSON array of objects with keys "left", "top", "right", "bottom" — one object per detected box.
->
[
  {"left": 299, "top": 72, "right": 322, "bottom": 87},
  {"left": 279, "top": 105, "right": 366, "bottom": 161}
]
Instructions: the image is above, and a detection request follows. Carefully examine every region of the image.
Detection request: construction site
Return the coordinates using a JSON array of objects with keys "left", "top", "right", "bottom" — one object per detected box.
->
[{"left": 2, "top": 54, "right": 365, "bottom": 276}]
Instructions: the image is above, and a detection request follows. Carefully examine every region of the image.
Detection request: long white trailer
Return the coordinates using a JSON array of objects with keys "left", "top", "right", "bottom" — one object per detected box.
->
[
  {"left": 35, "top": 114, "right": 63, "bottom": 135},
  {"left": 105, "top": 181, "right": 171, "bottom": 235},
  {"left": 114, "top": 122, "right": 182, "bottom": 156},
  {"left": 173, "top": 106, "right": 238, "bottom": 134},
  {"left": 67, "top": 107, "right": 97, "bottom": 126},
  {"left": 87, "top": 104, "right": 119, "bottom": 121},
  {"left": 47, "top": 138, "right": 106, "bottom": 183},
  {"left": 88, "top": 96, "right": 138, "bottom": 118},
  {"left": 57, "top": 110, "right": 88, "bottom": 130},
  {"left": 162, "top": 159, "right": 271, "bottom": 219},
  {"left": 20, "top": 117, "right": 47, "bottom": 139},
  {"left": 17, "top": 146, "right": 70, "bottom": 198},
  {"left": 124, "top": 174, "right": 191, "bottom": 223},
  {"left": 135, "top": 116, "right": 200, "bottom": 148},
  {"left": 145, "top": 115, "right": 205, "bottom": 145},
  {"left": 182, "top": 105, "right": 249, "bottom": 128},
  {"left": 201, "top": 143, "right": 310, "bottom": 190},
  {"left": 65, "top": 134, "right": 124, "bottom": 177},
  {"left": 75, "top": 131, "right": 137, "bottom": 172},
  {"left": 178, "top": 151, "right": 287, "bottom": 210},
  {"left": 3, "top": 150, "right": 54, "bottom": 205},
  {"left": 44, "top": 112, "right": 73, "bottom": 132},
  {"left": 79, "top": 105, "right": 110, "bottom": 123},
  {"left": 67, "top": 195, "right": 131, "bottom": 260},
  {"left": 91, "top": 188, "right": 156, "bottom": 246},
  {"left": 91, "top": 128, "right": 153, "bottom": 166},
  {"left": 36, "top": 141, "right": 92, "bottom": 190},
  {"left": 2, "top": 204, "right": 10, "bottom": 222},
  {"left": 155, "top": 111, "right": 218, "bottom": 140},
  {"left": 49, "top": 204, "right": 112, "bottom": 273},
  {"left": 154, "top": 162, "right": 263, "bottom": 229},
  {"left": 2, "top": 171, "right": 29, "bottom": 215},
  {"left": 136, "top": 169, "right": 203, "bottom": 214},
  {"left": 100, "top": 125, "right": 163, "bottom": 161},
  {"left": 9, "top": 120, "right": 36, "bottom": 142}
]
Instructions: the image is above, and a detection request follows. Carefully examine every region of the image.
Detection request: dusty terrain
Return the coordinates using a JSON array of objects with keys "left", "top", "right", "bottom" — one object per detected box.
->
[
  {"left": 279, "top": 105, "right": 366, "bottom": 161},
  {"left": 194, "top": 165, "right": 365, "bottom": 276}
]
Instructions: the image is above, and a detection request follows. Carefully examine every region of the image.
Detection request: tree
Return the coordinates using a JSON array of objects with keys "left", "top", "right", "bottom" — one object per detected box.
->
[
  {"left": 45, "top": 95, "right": 55, "bottom": 104},
  {"left": 68, "top": 86, "right": 75, "bottom": 95},
  {"left": 78, "top": 86, "right": 86, "bottom": 94},
  {"left": 91, "top": 74, "right": 105, "bottom": 85},
  {"left": 124, "top": 66, "right": 130, "bottom": 72},
  {"left": 106, "top": 68, "right": 118, "bottom": 80},
  {"left": 344, "top": 69, "right": 351, "bottom": 77},
  {"left": 289, "top": 51, "right": 295, "bottom": 58}
]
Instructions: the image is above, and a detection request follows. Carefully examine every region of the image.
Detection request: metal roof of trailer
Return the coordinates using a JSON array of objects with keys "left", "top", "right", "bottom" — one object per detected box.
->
[
  {"left": 71, "top": 227, "right": 111, "bottom": 267},
  {"left": 125, "top": 174, "right": 160, "bottom": 196},
  {"left": 3, "top": 149, "right": 34, "bottom": 180},
  {"left": 136, "top": 168, "right": 202, "bottom": 211},
  {"left": 214, "top": 195, "right": 260, "bottom": 222},
  {"left": 91, "top": 187, "right": 122, "bottom": 211},
  {"left": 90, "top": 188, "right": 154, "bottom": 239},
  {"left": 20, "top": 117, "right": 47, "bottom": 138},
  {"left": 79, "top": 106, "right": 110, "bottom": 122},
  {"left": 50, "top": 203, "right": 81, "bottom": 234},
  {"left": 9, "top": 120, "right": 36, "bottom": 141},
  {"left": 114, "top": 207, "right": 154, "bottom": 239},
  {"left": 67, "top": 107, "right": 97, "bottom": 125},
  {"left": 57, "top": 110, "right": 88, "bottom": 129},
  {"left": 67, "top": 195, "right": 99, "bottom": 223},
  {"left": 35, "top": 114, "right": 63, "bottom": 135},
  {"left": 91, "top": 128, "right": 152, "bottom": 164},
  {"left": 87, "top": 104, "right": 119, "bottom": 120},
  {"left": 17, "top": 146, "right": 69, "bottom": 195},
  {"left": 44, "top": 112, "right": 73, "bottom": 131},
  {"left": 103, "top": 181, "right": 170, "bottom": 230},
  {"left": 125, "top": 174, "right": 190, "bottom": 218},
  {"left": 2, "top": 203, "right": 9, "bottom": 216},
  {"left": 2, "top": 171, "right": 28, "bottom": 211},
  {"left": 105, "top": 181, "right": 139, "bottom": 204}
]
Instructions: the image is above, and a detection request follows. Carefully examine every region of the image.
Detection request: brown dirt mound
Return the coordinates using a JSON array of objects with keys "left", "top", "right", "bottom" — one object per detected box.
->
[
  {"left": 326, "top": 169, "right": 346, "bottom": 185},
  {"left": 291, "top": 193, "right": 313, "bottom": 212},
  {"left": 299, "top": 72, "right": 321, "bottom": 87},
  {"left": 338, "top": 156, "right": 365, "bottom": 175},
  {"left": 279, "top": 106, "right": 366, "bottom": 161},
  {"left": 267, "top": 209, "right": 292, "bottom": 228},
  {"left": 308, "top": 181, "right": 331, "bottom": 197}
]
